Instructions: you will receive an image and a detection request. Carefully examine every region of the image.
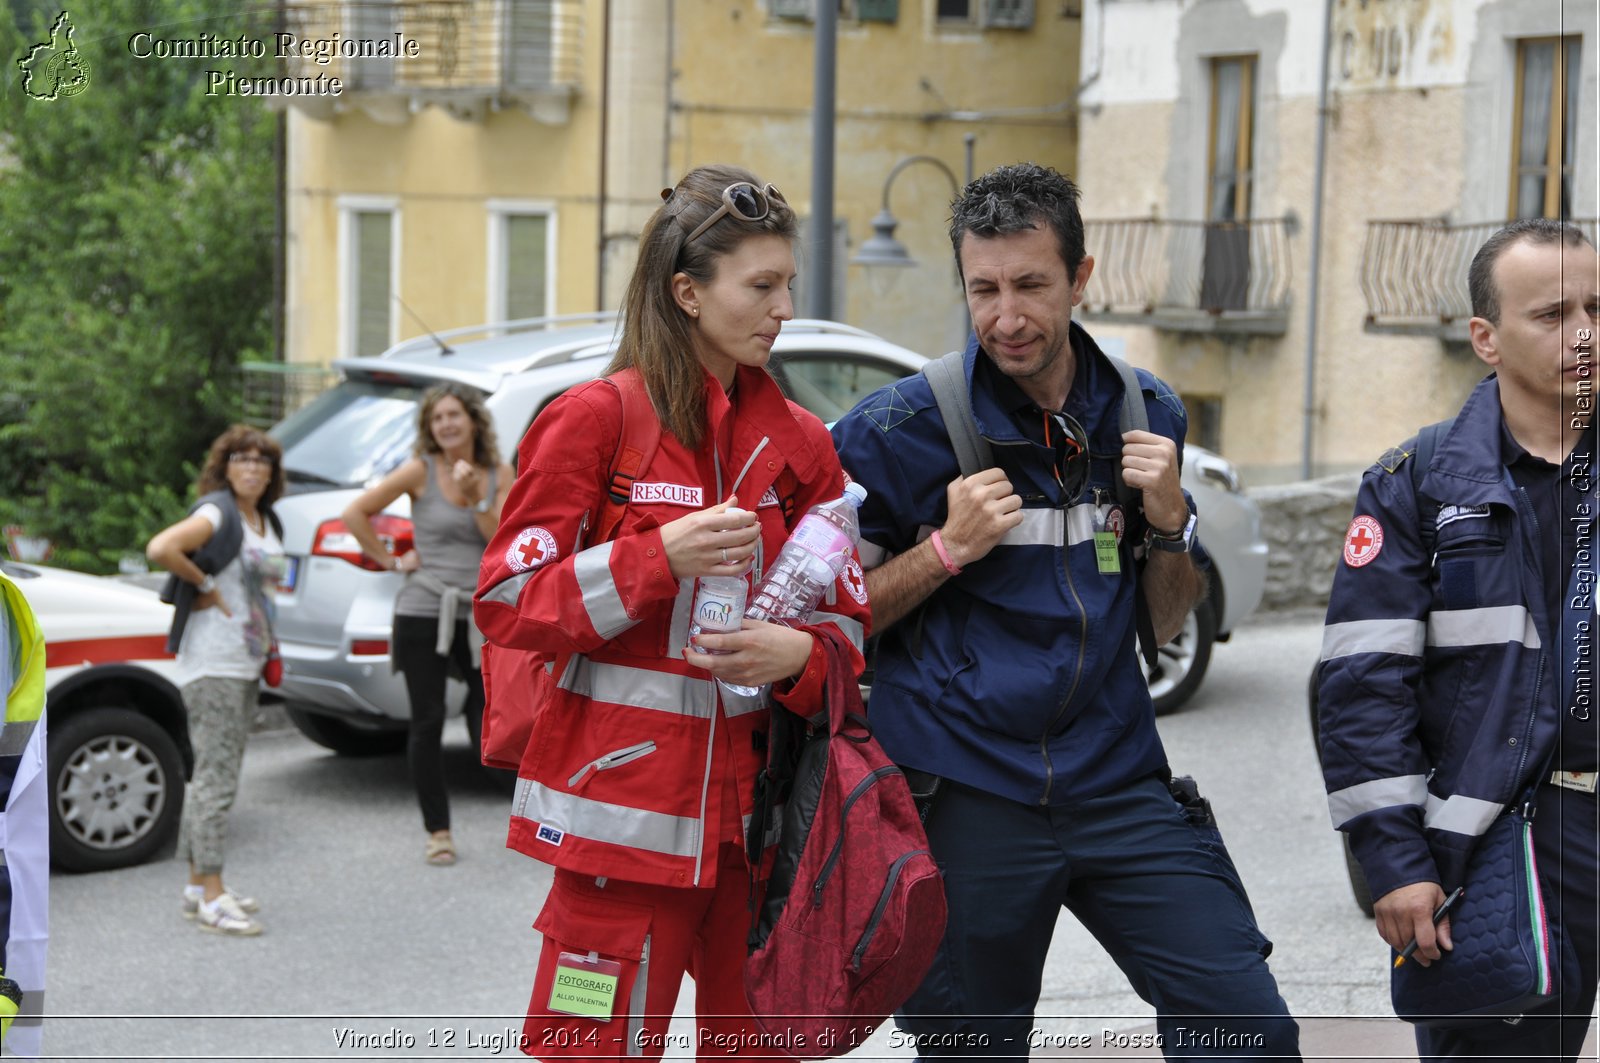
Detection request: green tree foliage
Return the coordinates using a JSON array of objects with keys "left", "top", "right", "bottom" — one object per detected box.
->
[{"left": 0, "top": 0, "right": 276, "bottom": 570}]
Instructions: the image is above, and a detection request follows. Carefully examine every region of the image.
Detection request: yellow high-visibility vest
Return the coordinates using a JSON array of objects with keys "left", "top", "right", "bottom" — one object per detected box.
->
[{"left": 0, "top": 572, "right": 47, "bottom": 1056}]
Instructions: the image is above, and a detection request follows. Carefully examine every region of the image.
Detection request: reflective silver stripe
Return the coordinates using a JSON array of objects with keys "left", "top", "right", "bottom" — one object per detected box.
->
[
  {"left": 559, "top": 657, "right": 717, "bottom": 719},
  {"left": 665, "top": 578, "right": 695, "bottom": 658},
  {"left": 999, "top": 504, "right": 1098, "bottom": 548},
  {"left": 512, "top": 779, "right": 699, "bottom": 858},
  {"left": 1428, "top": 605, "right": 1542, "bottom": 650},
  {"left": 573, "top": 541, "right": 635, "bottom": 639},
  {"left": 1327, "top": 774, "right": 1428, "bottom": 828},
  {"left": 626, "top": 934, "right": 650, "bottom": 1055},
  {"left": 1320, "top": 619, "right": 1427, "bottom": 661},
  {"left": 858, "top": 539, "right": 888, "bottom": 569},
  {"left": 720, "top": 684, "right": 768, "bottom": 719},
  {"left": 741, "top": 810, "right": 784, "bottom": 850},
  {"left": 813, "top": 610, "right": 865, "bottom": 652},
  {"left": 0, "top": 719, "right": 36, "bottom": 757},
  {"left": 480, "top": 569, "right": 532, "bottom": 608},
  {"left": 1424, "top": 793, "right": 1506, "bottom": 837}
]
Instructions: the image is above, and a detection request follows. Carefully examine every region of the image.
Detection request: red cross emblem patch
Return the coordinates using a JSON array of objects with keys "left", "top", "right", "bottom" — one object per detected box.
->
[
  {"left": 1342, "top": 515, "right": 1384, "bottom": 568},
  {"left": 506, "top": 526, "right": 558, "bottom": 574},
  {"left": 841, "top": 557, "right": 869, "bottom": 605}
]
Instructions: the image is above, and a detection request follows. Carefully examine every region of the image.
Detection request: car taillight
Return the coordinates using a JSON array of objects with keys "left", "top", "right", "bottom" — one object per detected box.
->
[{"left": 311, "top": 515, "right": 415, "bottom": 571}]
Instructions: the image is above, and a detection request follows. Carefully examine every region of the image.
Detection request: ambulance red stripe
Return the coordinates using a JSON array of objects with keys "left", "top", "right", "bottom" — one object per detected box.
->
[{"left": 46, "top": 635, "right": 174, "bottom": 668}]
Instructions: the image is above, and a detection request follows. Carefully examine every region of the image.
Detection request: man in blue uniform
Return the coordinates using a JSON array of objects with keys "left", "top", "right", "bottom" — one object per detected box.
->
[
  {"left": 831, "top": 163, "right": 1298, "bottom": 1059},
  {"left": 1318, "top": 218, "right": 1599, "bottom": 1061}
]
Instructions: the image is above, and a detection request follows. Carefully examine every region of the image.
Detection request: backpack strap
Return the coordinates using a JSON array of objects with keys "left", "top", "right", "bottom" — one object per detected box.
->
[
  {"left": 1410, "top": 417, "right": 1455, "bottom": 557},
  {"left": 595, "top": 370, "right": 662, "bottom": 545},
  {"left": 922, "top": 351, "right": 994, "bottom": 476},
  {"left": 1103, "top": 355, "right": 1160, "bottom": 671}
]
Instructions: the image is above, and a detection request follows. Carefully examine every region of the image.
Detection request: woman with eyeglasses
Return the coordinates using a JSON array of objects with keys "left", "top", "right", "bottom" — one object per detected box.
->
[
  {"left": 340, "top": 383, "right": 512, "bottom": 867},
  {"left": 474, "top": 164, "right": 871, "bottom": 1059},
  {"left": 147, "top": 425, "right": 287, "bottom": 937}
]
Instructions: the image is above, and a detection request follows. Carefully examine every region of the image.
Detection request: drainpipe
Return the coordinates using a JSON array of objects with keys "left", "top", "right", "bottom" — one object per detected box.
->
[
  {"left": 596, "top": 0, "right": 611, "bottom": 310},
  {"left": 1300, "top": 0, "right": 1335, "bottom": 480}
]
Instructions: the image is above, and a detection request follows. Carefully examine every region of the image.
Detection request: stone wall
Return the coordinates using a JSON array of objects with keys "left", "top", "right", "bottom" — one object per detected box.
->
[{"left": 1250, "top": 473, "right": 1361, "bottom": 613}]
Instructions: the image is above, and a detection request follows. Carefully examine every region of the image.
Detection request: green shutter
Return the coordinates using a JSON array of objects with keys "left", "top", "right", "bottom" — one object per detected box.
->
[
  {"left": 356, "top": 212, "right": 392, "bottom": 356},
  {"left": 505, "top": 214, "right": 549, "bottom": 321},
  {"left": 857, "top": 0, "right": 897, "bottom": 22}
]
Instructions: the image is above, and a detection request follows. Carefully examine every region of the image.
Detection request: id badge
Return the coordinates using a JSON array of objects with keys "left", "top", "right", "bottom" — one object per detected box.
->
[
  {"left": 1092, "top": 490, "right": 1123, "bottom": 575},
  {"left": 549, "top": 951, "right": 623, "bottom": 1020}
]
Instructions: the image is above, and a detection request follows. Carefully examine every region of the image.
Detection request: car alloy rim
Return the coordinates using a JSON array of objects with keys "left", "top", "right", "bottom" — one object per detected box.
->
[
  {"left": 1145, "top": 609, "right": 1199, "bottom": 701},
  {"left": 56, "top": 734, "right": 169, "bottom": 851}
]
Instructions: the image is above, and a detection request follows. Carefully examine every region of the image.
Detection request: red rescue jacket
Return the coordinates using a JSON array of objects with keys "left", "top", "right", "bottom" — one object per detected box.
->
[{"left": 475, "top": 364, "right": 870, "bottom": 889}]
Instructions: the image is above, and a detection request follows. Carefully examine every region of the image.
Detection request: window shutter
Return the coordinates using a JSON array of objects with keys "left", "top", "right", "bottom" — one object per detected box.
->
[
  {"left": 770, "top": 0, "right": 813, "bottom": 20},
  {"left": 856, "top": 0, "right": 898, "bottom": 22},
  {"left": 356, "top": 212, "right": 392, "bottom": 356},
  {"left": 504, "top": 214, "right": 549, "bottom": 321},
  {"left": 980, "top": 0, "right": 1033, "bottom": 29}
]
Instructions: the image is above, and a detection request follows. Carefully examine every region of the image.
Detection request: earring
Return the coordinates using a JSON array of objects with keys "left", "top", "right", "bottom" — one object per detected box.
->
[{"left": 691, "top": 307, "right": 699, "bottom": 317}]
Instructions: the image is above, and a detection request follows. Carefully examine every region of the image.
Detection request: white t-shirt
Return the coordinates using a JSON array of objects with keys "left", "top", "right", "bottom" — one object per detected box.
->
[{"left": 175, "top": 503, "right": 285, "bottom": 686}]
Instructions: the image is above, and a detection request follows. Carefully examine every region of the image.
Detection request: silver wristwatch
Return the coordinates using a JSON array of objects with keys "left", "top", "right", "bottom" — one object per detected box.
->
[
  {"left": 196, "top": 574, "right": 217, "bottom": 594},
  {"left": 1146, "top": 511, "right": 1198, "bottom": 553}
]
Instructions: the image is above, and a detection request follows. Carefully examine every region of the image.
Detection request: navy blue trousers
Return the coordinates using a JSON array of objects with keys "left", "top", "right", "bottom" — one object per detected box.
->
[
  {"left": 1417, "top": 784, "right": 1599, "bottom": 1062},
  {"left": 896, "top": 775, "right": 1300, "bottom": 1060}
]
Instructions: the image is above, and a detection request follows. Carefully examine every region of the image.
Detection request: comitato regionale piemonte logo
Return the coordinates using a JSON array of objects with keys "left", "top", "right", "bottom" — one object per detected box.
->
[{"left": 18, "top": 11, "right": 91, "bottom": 101}]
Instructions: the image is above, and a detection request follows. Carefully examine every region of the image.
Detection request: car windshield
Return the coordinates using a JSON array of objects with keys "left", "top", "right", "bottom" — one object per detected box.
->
[{"left": 272, "top": 377, "right": 428, "bottom": 488}]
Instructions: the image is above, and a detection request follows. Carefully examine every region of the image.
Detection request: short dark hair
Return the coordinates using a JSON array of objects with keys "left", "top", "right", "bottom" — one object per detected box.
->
[
  {"left": 1468, "top": 218, "right": 1593, "bottom": 323},
  {"left": 195, "top": 424, "right": 284, "bottom": 507},
  {"left": 948, "top": 163, "right": 1086, "bottom": 279}
]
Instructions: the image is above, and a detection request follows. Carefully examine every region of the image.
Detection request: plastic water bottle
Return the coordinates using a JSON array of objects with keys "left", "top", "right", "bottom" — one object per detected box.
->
[
  {"left": 721, "top": 482, "right": 868, "bottom": 697},
  {"left": 689, "top": 575, "right": 747, "bottom": 654}
]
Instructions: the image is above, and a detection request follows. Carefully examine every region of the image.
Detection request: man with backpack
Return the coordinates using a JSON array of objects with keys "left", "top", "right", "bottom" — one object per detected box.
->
[
  {"left": 1318, "top": 220, "right": 1599, "bottom": 1060},
  {"left": 830, "top": 163, "right": 1298, "bottom": 1059}
]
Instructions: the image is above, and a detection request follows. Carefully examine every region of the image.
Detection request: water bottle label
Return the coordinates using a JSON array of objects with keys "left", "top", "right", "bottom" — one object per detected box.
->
[
  {"left": 791, "top": 515, "right": 851, "bottom": 565},
  {"left": 693, "top": 582, "right": 745, "bottom": 634}
]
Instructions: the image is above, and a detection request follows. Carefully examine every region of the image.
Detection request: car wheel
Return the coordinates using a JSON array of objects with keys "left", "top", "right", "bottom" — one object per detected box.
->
[
  {"left": 1148, "top": 599, "right": 1216, "bottom": 716},
  {"left": 50, "top": 707, "right": 184, "bottom": 873},
  {"left": 284, "top": 705, "right": 407, "bottom": 757}
]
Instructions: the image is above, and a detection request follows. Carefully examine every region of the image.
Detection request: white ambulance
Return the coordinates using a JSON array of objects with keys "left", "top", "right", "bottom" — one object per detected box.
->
[{"left": 4, "top": 560, "right": 189, "bottom": 871}]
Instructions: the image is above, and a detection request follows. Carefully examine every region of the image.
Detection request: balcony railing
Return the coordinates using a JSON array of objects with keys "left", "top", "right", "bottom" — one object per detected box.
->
[
  {"left": 276, "top": 0, "right": 583, "bottom": 122},
  {"left": 1080, "top": 217, "right": 1295, "bottom": 335},
  {"left": 1362, "top": 218, "right": 1600, "bottom": 339}
]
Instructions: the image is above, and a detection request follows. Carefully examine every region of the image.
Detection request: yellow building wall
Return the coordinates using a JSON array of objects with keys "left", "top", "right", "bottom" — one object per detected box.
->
[
  {"left": 1080, "top": 86, "right": 1486, "bottom": 484},
  {"left": 668, "top": 0, "right": 1080, "bottom": 359},
  {"left": 285, "top": 1, "right": 609, "bottom": 367}
]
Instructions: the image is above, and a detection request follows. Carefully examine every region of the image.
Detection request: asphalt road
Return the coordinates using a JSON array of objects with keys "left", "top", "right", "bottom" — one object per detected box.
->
[{"left": 40, "top": 611, "right": 1524, "bottom": 1061}]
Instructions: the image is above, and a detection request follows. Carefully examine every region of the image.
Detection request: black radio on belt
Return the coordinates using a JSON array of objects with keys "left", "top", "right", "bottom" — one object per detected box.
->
[{"left": 1166, "top": 773, "right": 1217, "bottom": 829}]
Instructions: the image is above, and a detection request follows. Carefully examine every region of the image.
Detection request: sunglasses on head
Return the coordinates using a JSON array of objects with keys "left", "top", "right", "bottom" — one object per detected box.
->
[{"left": 685, "top": 182, "right": 786, "bottom": 244}]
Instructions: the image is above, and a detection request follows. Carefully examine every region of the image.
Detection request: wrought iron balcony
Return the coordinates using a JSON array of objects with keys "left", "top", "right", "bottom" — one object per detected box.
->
[
  {"left": 1079, "top": 217, "right": 1295, "bottom": 336},
  {"left": 1362, "top": 218, "right": 1600, "bottom": 340},
  {"left": 274, "top": 0, "right": 583, "bottom": 123}
]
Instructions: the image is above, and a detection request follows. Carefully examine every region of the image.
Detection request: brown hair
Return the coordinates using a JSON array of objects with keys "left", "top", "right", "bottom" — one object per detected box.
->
[
  {"left": 195, "top": 424, "right": 285, "bottom": 507},
  {"left": 413, "top": 382, "right": 499, "bottom": 468},
  {"left": 605, "top": 163, "right": 798, "bottom": 450}
]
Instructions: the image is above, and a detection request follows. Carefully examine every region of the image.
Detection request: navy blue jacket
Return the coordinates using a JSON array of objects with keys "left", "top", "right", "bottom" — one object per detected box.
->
[
  {"left": 1317, "top": 375, "right": 1594, "bottom": 900},
  {"left": 831, "top": 324, "right": 1195, "bottom": 807}
]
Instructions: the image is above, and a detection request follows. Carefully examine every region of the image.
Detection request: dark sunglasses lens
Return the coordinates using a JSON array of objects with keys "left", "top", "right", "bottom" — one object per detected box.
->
[{"left": 728, "top": 184, "right": 763, "bottom": 219}]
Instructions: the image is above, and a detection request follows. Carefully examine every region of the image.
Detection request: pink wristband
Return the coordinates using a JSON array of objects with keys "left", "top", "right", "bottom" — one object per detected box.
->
[{"left": 929, "top": 529, "right": 962, "bottom": 576}]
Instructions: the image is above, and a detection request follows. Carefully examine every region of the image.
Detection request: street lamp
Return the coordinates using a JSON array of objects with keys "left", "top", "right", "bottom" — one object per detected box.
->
[{"left": 851, "top": 135, "right": 976, "bottom": 332}]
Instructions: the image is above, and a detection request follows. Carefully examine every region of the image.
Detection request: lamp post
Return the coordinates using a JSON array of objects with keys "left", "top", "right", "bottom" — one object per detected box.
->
[{"left": 851, "top": 135, "right": 976, "bottom": 335}]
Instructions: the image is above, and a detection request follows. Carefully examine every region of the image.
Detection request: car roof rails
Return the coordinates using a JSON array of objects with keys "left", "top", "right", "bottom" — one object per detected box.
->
[{"left": 375, "top": 311, "right": 621, "bottom": 360}]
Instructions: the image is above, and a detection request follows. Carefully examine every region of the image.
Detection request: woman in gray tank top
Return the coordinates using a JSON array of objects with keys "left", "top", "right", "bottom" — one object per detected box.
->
[{"left": 341, "top": 384, "right": 513, "bottom": 866}]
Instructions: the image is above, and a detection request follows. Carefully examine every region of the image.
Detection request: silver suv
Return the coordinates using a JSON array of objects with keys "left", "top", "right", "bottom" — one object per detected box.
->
[
  {"left": 268, "top": 314, "right": 929, "bottom": 754},
  {"left": 269, "top": 314, "right": 1267, "bottom": 755}
]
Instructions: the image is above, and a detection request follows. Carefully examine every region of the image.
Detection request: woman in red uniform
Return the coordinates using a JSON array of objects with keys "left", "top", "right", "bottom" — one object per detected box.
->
[{"left": 475, "top": 164, "right": 869, "bottom": 1059}]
